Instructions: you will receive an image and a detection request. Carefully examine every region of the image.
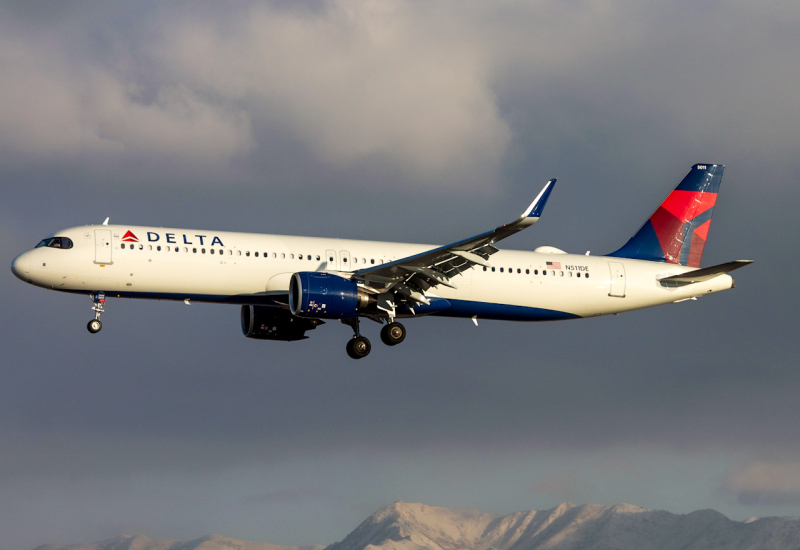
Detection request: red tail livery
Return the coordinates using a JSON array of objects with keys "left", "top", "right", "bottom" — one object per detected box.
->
[{"left": 608, "top": 164, "right": 723, "bottom": 267}]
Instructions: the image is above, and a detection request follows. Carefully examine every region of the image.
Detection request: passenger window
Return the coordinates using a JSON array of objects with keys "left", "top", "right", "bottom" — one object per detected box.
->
[
  {"left": 211, "top": 249, "right": 216, "bottom": 255},
  {"left": 543, "top": 270, "right": 546, "bottom": 276},
  {"left": 329, "top": 256, "right": 334, "bottom": 262},
  {"left": 237, "top": 250, "right": 241, "bottom": 256},
  {"left": 343, "top": 257, "right": 347, "bottom": 263},
  {"left": 290, "top": 254, "right": 294, "bottom": 259},
  {"left": 577, "top": 272, "right": 581, "bottom": 277},
  {"left": 121, "top": 243, "right": 126, "bottom": 249},
  {"left": 202, "top": 248, "right": 206, "bottom": 254},
  {"left": 264, "top": 252, "right": 268, "bottom": 258},
  {"left": 371, "top": 259, "right": 375, "bottom": 264},
  {"left": 193, "top": 248, "right": 197, "bottom": 253},
  {"left": 585, "top": 273, "right": 590, "bottom": 278},
  {"left": 246, "top": 251, "right": 250, "bottom": 256},
  {"left": 500, "top": 267, "right": 504, "bottom": 272},
  {"left": 491, "top": 267, "right": 495, "bottom": 272},
  {"left": 148, "top": 245, "right": 153, "bottom": 251},
  {"left": 516, "top": 268, "right": 520, "bottom": 273},
  {"left": 157, "top": 246, "right": 161, "bottom": 251},
  {"left": 166, "top": 246, "right": 170, "bottom": 252},
  {"left": 254, "top": 252, "right": 258, "bottom": 257},
  {"left": 560, "top": 271, "right": 564, "bottom": 276},
  {"left": 569, "top": 271, "right": 572, "bottom": 277},
  {"left": 316, "top": 255, "right": 320, "bottom": 261},
  {"left": 525, "top": 269, "right": 529, "bottom": 274},
  {"left": 483, "top": 267, "right": 487, "bottom": 271},
  {"left": 534, "top": 269, "right": 538, "bottom": 275}
]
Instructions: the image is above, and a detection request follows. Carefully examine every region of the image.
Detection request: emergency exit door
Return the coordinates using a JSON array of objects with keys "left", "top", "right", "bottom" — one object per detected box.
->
[
  {"left": 325, "top": 249, "right": 337, "bottom": 270},
  {"left": 94, "top": 229, "right": 113, "bottom": 264}
]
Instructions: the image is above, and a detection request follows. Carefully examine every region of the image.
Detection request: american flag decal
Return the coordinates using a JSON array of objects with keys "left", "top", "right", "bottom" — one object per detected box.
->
[{"left": 546, "top": 261, "right": 562, "bottom": 269}]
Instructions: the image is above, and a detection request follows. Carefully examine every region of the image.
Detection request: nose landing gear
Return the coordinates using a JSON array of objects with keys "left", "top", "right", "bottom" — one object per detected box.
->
[
  {"left": 87, "top": 292, "right": 105, "bottom": 333},
  {"left": 343, "top": 317, "right": 371, "bottom": 359}
]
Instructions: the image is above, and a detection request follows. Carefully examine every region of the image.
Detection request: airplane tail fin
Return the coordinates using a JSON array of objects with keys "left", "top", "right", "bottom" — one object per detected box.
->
[{"left": 607, "top": 164, "right": 723, "bottom": 267}]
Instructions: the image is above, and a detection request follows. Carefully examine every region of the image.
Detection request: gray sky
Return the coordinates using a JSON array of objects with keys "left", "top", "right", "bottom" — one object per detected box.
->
[{"left": 2, "top": 1, "right": 800, "bottom": 548}]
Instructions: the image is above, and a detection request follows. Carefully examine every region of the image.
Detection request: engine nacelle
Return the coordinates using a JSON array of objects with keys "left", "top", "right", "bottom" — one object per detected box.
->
[
  {"left": 241, "top": 305, "right": 323, "bottom": 341},
  {"left": 289, "top": 272, "right": 372, "bottom": 319}
]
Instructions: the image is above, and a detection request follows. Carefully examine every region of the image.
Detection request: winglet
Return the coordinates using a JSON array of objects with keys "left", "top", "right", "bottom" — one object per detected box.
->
[
  {"left": 102, "top": 217, "right": 110, "bottom": 225},
  {"left": 521, "top": 179, "right": 556, "bottom": 219}
]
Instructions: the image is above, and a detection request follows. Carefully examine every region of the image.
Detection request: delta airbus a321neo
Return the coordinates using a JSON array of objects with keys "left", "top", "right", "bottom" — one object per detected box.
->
[{"left": 11, "top": 164, "right": 751, "bottom": 359}]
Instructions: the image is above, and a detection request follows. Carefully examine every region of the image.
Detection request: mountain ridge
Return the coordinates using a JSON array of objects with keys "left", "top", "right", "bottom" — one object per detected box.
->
[{"left": 33, "top": 501, "right": 800, "bottom": 550}]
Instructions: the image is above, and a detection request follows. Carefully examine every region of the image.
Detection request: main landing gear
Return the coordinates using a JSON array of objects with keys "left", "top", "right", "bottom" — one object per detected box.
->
[
  {"left": 342, "top": 318, "right": 407, "bottom": 359},
  {"left": 87, "top": 292, "right": 105, "bottom": 334},
  {"left": 343, "top": 317, "right": 371, "bottom": 359},
  {"left": 380, "top": 322, "right": 406, "bottom": 346}
]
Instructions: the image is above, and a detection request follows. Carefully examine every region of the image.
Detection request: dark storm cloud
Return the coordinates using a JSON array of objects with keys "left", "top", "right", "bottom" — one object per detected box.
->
[{"left": 2, "top": 1, "right": 800, "bottom": 548}]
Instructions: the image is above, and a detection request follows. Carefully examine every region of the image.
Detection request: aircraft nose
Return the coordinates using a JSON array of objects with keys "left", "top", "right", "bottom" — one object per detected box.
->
[{"left": 11, "top": 252, "right": 30, "bottom": 281}]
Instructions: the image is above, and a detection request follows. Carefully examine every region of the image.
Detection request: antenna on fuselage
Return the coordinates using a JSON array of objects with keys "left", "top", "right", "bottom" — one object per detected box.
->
[{"left": 102, "top": 217, "right": 109, "bottom": 225}]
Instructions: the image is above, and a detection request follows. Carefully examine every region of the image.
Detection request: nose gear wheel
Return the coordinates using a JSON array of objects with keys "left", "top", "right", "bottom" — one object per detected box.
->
[{"left": 87, "top": 292, "right": 105, "bottom": 333}]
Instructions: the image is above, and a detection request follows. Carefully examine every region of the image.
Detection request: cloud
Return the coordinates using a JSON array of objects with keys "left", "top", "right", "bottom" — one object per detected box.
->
[
  {"left": 0, "top": 1, "right": 511, "bottom": 188},
  {"left": 0, "top": 29, "right": 252, "bottom": 166},
  {"left": 723, "top": 461, "right": 800, "bottom": 506},
  {"left": 161, "top": 2, "right": 510, "bottom": 185}
]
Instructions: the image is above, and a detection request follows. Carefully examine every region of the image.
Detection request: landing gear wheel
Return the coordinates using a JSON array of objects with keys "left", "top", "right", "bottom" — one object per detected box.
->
[
  {"left": 380, "top": 322, "right": 406, "bottom": 346},
  {"left": 87, "top": 319, "right": 102, "bottom": 333},
  {"left": 346, "top": 336, "right": 371, "bottom": 359}
]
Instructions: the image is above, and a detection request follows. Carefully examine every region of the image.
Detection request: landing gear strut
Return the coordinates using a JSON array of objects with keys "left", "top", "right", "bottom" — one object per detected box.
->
[
  {"left": 87, "top": 292, "right": 105, "bottom": 334},
  {"left": 380, "top": 322, "right": 406, "bottom": 346},
  {"left": 343, "top": 317, "right": 371, "bottom": 359}
]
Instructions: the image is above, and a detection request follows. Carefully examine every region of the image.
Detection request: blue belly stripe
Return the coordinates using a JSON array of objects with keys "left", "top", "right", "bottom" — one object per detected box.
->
[{"left": 438, "top": 299, "right": 580, "bottom": 321}]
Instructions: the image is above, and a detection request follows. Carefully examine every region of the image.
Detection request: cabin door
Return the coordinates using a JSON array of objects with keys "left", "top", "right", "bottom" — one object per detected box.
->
[
  {"left": 94, "top": 229, "right": 113, "bottom": 264},
  {"left": 608, "top": 261, "right": 626, "bottom": 297}
]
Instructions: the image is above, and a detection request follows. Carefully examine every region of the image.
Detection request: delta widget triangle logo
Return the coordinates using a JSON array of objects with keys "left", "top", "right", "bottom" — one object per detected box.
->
[{"left": 122, "top": 230, "right": 139, "bottom": 242}]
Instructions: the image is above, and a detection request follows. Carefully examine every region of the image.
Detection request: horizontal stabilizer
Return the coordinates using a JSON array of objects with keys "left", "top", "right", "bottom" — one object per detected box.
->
[{"left": 658, "top": 260, "right": 753, "bottom": 285}]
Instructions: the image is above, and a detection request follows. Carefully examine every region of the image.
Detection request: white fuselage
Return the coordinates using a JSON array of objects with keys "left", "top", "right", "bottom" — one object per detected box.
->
[{"left": 11, "top": 224, "right": 734, "bottom": 321}]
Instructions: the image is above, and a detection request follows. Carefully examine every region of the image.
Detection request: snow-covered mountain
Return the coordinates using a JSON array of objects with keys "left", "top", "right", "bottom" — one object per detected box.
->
[
  {"left": 326, "top": 501, "right": 800, "bottom": 550},
  {"left": 33, "top": 501, "right": 800, "bottom": 550},
  {"left": 33, "top": 534, "right": 323, "bottom": 550}
]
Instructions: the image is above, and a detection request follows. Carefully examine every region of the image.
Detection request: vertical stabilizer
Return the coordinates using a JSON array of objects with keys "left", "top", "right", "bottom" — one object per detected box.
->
[{"left": 608, "top": 164, "right": 723, "bottom": 267}]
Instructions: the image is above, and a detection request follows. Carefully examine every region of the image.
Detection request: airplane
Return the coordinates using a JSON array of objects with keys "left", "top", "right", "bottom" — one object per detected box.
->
[{"left": 11, "top": 164, "right": 752, "bottom": 359}]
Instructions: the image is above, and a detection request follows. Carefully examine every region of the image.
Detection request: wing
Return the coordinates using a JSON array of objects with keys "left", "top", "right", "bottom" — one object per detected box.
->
[{"left": 351, "top": 179, "right": 556, "bottom": 310}]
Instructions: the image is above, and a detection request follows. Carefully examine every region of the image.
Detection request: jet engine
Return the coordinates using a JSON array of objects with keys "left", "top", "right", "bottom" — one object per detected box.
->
[
  {"left": 241, "top": 305, "right": 323, "bottom": 341},
  {"left": 289, "top": 272, "right": 375, "bottom": 319}
]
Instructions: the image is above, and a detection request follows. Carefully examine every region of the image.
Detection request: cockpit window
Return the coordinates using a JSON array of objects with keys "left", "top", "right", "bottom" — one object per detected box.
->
[{"left": 35, "top": 237, "right": 73, "bottom": 249}]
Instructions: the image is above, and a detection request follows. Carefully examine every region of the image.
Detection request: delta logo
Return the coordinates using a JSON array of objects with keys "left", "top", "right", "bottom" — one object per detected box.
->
[{"left": 122, "top": 230, "right": 139, "bottom": 242}]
